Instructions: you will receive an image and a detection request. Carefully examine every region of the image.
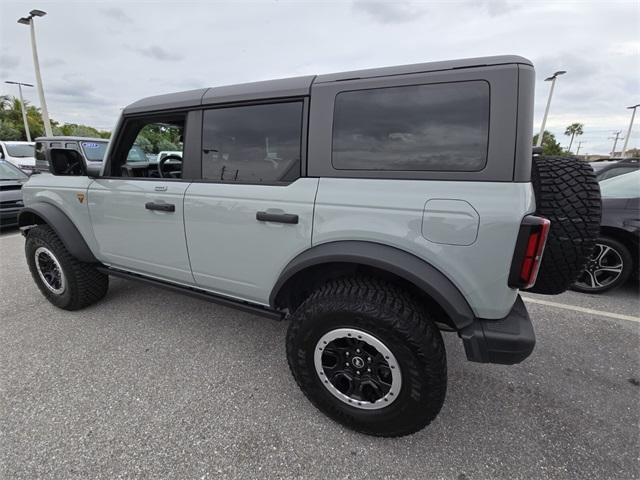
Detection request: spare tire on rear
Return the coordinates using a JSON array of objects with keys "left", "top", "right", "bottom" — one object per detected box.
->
[{"left": 527, "top": 155, "right": 601, "bottom": 295}]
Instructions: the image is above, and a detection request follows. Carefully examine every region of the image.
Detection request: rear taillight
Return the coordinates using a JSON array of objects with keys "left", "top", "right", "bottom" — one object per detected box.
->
[{"left": 508, "top": 215, "right": 551, "bottom": 289}]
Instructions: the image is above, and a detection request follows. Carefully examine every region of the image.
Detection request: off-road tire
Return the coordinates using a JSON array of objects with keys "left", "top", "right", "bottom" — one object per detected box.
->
[
  {"left": 286, "top": 277, "right": 446, "bottom": 437},
  {"left": 527, "top": 156, "right": 601, "bottom": 295},
  {"left": 25, "top": 225, "right": 108, "bottom": 310}
]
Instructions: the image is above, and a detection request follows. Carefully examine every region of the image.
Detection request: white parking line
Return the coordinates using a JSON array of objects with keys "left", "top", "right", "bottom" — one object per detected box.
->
[
  {"left": 522, "top": 296, "right": 640, "bottom": 323},
  {"left": 0, "top": 233, "right": 22, "bottom": 240}
]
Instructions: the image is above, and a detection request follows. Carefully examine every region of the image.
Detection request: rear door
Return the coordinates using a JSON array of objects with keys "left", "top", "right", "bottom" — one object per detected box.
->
[
  {"left": 184, "top": 100, "right": 318, "bottom": 304},
  {"left": 88, "top": 112, "right": 196, "bottom": 284}
]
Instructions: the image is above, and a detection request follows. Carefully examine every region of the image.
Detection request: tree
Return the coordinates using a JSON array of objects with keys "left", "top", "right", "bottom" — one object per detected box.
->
[
  {"left": 533, "top": 130, "right": 564, "bottom": 156},
  {"left": 0, "top": 94, "right": 110, "bottom": 141},
  {"left": 564, "top": 123, "right": 584, "bottom": 153}
]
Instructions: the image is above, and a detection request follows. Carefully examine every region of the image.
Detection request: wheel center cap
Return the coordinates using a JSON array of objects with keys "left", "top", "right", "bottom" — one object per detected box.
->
[{"left": 351, "top": 356, "right": 365, "bottom": 369}]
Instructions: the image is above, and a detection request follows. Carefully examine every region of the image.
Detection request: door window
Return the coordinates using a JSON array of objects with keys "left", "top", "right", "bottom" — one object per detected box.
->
[
  {"left": 108, "top": 114, "right": 186, "bottom": 178},
  {"left": 201, "top": 102, "right": 303, "bottom": 184}
]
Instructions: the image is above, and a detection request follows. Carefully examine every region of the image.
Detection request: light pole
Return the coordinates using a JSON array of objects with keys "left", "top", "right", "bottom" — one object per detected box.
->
[
  {"left": 620, "top": 104, "right": 640, "bottom": 158},
  {"left": 18, "top": 9, "right": 52, "bottom": 137},
  {"left": 536, "top": 70, "right": 567, "bottom": 147},
  {"left": 5, "top": 81, "right": 34, "bottom": 141}
]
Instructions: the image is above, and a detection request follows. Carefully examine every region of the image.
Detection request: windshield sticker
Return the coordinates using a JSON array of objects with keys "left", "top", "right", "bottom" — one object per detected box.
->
[{"left": 82, "top": 142, "right": 101, "bottom": 148}]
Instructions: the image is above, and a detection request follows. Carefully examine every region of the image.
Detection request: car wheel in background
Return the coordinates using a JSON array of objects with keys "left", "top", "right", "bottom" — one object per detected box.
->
[{"left": 572, "top": 236, "right": 633, "bottom": 293}]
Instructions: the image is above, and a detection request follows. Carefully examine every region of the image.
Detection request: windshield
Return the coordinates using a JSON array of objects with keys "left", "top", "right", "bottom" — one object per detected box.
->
[
  {"left": 80, "top": 141, "right": 108, "bottom": 162},
  {"left": 5, "top": 143, "right": 35, "bottom": 158},
  {"left": 600, "top": 170, "right": 640, "bottom": 199},
  {"left": 0, "top": 160, "right": 29, "bottom": 180}
]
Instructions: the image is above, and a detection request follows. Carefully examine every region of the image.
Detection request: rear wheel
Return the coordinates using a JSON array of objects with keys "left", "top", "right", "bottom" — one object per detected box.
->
[
  {"left": 25, "top": 225, "right": 108, "bottom": 310},
  {"left": 286, "top": 277, "right": 446, "bottom": 437},
  {"left": 572, "top": 237, "right": 632, "bottom": 293},
  {"left": 527, "top": 156, "right": 601, "bottom": 294}
]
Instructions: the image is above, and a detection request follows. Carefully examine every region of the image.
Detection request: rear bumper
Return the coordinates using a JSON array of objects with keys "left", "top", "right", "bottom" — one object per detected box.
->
[{"left": 459, "top": 296, "right": 534, "bottom": 365}]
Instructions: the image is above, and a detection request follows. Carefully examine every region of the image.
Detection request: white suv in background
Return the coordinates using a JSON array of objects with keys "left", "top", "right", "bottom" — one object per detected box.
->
[{"left": 0, "top": 141, "right": 36, "bottom": 172}]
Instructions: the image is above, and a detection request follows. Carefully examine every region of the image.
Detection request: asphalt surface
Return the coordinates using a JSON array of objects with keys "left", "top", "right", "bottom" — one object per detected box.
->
[{"left": 1, "top": 229, "right": 639, "bottom": 480}]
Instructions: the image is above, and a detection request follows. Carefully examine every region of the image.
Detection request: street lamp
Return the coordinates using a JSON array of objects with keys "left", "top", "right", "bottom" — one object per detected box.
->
[
  {"left": 17, "top": 9, "right": 52, "bottom": 137},
  {"left": 536, "top": 70, "right": 567, "bottom": 147},
  {"left": 620, "top": 104, "right": 640, "bottom": 158},
  {"left": 5, "top": 81, "right": 35, "bottom": 141}
]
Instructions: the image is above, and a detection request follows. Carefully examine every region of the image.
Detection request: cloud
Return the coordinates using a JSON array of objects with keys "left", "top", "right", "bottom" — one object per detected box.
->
[
  {"left": 101, "top": 7, "right": 133, "bottom": 24},
  {"left": 132, "top": 45, "right": 183, "bottom": 62},
  {"left": 352, "top": 0, "right": 424, "bottom": 24},
  {"left": 42, "top": 58, "right": 66, "bottom": 68},
  {"left": 0, "top": 53, "right": 20, "bottom": 70}
]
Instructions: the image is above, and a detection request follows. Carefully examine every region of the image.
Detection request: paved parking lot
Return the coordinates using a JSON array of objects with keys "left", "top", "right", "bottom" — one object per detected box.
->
[{"left": 1, "top": 229, "right": 639, "bottom": 480}]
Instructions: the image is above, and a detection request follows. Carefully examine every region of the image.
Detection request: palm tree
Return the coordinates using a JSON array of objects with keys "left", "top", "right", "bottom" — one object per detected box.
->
[{"left": 564, "top": 123, "right": 584, "bottom": 153}]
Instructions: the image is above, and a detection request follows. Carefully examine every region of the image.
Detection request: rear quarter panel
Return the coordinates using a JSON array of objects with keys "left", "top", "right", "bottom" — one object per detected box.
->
[{"left": 313, "top": 178, "right": 536, "bottom": 319}]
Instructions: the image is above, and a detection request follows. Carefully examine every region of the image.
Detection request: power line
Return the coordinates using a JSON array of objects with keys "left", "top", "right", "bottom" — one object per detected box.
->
[{"left": 608, "top": 131, "right": 624, "bottom": 157}]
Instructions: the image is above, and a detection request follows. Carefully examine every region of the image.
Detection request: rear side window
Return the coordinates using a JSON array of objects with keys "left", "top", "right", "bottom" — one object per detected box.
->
[
  {"left": 202, "top": 102, "right": 303, "bottom": 184},
  {"left": 332, "top": 81, "right": 490, "bottom": 172}
]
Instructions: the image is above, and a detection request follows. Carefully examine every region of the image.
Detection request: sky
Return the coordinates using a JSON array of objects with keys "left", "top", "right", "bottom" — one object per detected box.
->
[{"left": 0, "top": 0, "right": 638, "bottom": 155}]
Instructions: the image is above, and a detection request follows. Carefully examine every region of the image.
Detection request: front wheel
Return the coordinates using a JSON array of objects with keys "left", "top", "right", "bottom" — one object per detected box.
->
[
  {"left": 572, "top": 237, "right": 633, "bottom": 293},
  {"left": 25, "top": 225, "right": 109, "bottom": 310},
  {"left": 286, "top": 277, "right": 446, "bottom": 437}
]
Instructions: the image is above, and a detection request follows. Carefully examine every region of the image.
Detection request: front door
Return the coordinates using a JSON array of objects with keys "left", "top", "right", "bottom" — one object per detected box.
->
[
  {"left": 184, "top": 100, "right": 318, "bottom": 304},
  {"left": 88, "top": 113, "right": 195, "bottom": 284}
]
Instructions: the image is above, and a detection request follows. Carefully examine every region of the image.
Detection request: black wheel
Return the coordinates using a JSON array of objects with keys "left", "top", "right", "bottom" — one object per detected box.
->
[
  {"left": 572, "top": 237, "right": 633, "bottom": 293},
  {"left": 286, "top": 277, "right": 446, "bottom": 437},
  {"left": 25, "top": 225, "right": 109, "bottom": 310},
  {"left": 527, "top": 155, "right": 601, "bottom": 295}
]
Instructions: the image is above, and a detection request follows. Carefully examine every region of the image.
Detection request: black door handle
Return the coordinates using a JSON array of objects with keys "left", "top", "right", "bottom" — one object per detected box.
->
[
  {"left": 145, "top": 202, "right": 175, "bottom": 212},
  {"left": 256, "top": 211, "right": 298, "bottom": 224}
]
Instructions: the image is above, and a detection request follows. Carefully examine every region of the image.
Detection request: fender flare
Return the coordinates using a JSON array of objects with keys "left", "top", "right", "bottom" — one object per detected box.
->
[
  {"left": 18, "top": 203, "right": 98, "bottom": 263},
  {"left": 270, "top": 241, "right": 475, "bottom": 329}
]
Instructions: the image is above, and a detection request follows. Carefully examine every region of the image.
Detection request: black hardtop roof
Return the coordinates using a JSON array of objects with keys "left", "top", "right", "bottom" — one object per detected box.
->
[
  {"left": 35, "top": 136, "right": 108, "bottom": 142},
  {"left": 123, "top": 55, "right": 532, "bottom": 115}
]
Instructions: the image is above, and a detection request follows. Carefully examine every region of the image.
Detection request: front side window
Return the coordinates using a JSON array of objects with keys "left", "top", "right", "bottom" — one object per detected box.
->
[
  {"left": 110, "top": 115, "right": 185, "bottom": 178},
  {"left": 332, "top": 81, "right": 490, "bottom": 172},
  {"left": 202, "top": 102, "right": 303, "bottom": 184}
]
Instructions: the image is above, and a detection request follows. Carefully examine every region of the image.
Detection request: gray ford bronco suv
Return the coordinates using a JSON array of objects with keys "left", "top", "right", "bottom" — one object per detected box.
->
[{"left": 19, "top": 55, "right": 600, "bottom": 437}]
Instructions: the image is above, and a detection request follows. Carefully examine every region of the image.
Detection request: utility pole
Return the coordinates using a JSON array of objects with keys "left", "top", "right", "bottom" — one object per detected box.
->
[
  {"left": 536, "top": 70, "right": 567, "bottom": 147},
  {"left": 620, "top": 104, "right": 640, "bottom": 158},
  {"left": 609, "top": 131, "right": 623, "bottom": 158},
  {"left": 4, "top": 81, "right": 34, "bottom": 141},
  {"left": 18, "top": 10, "right": 52, "bottom": 137}
]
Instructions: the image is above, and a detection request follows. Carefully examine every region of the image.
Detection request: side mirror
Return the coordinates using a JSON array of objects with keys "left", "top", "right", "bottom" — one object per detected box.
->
[
  {"left": 86, "top": 163, "right": 102, "bottom": 178},
  {"left": 45, "top": 148, "right": 87, "bottom": 176}
]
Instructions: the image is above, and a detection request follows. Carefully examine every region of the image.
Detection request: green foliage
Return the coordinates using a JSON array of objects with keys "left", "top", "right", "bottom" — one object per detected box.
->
[
  {"left": 0, "top": 95, "right": 110, "bottom": 141},
  {"left": 135, "top": 123, "right": 181, "bottom": 154},
  {"left": 564, "top": 122, "right": 584, "bottom": 153},
  {"left": 533, "top": 130, "right": 565, "bottom": 156}
]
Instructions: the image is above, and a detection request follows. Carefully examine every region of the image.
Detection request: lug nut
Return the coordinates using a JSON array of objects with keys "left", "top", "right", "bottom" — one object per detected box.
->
[
  {"left": 356, "top": 349, "right": 360, "bottom": 353},
  {"left": 356, "top": 371, "right": 360, "bottom": 375},
  {"left": 346, "top": 352, "right": 350, "bottom": 356}
]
